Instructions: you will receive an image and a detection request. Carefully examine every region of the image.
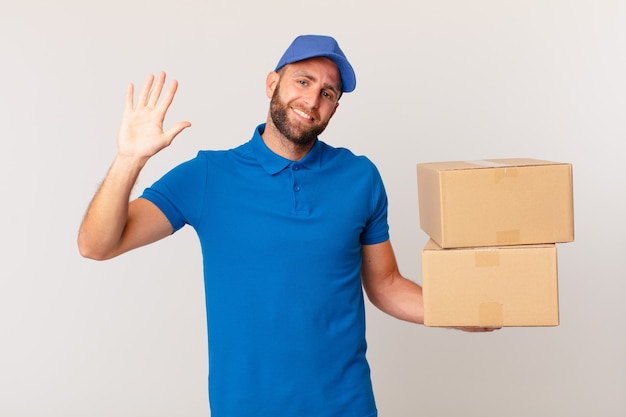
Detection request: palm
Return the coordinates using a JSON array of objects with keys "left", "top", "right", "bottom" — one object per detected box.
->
[{"left": 117, "top": 72, "right": 190, "bottom": 159}]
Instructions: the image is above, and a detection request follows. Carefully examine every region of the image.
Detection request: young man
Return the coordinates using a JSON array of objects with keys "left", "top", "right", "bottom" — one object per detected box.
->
[{"left": 79, "top": 35, "right": 492, "bottom": 417}]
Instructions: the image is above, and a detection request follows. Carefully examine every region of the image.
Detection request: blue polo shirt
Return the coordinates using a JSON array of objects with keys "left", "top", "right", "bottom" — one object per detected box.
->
[{"left": 141, "top": 124, "right": 389, "bottom": 417}]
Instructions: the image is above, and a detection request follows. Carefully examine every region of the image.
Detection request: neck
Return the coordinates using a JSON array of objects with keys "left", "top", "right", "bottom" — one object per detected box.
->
[{"left": 261, "top": 116, "right": 315, "bottom": 161}]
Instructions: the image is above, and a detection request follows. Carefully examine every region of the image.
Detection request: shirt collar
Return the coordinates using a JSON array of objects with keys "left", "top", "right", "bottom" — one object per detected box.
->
[{"left": 251, "top": 124, "right": 323, "bottom": 175}]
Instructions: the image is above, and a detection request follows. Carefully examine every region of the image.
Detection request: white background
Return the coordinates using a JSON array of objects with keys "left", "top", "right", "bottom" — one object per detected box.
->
[{"left": 2, "top": 1, "right": 624, "bottom": 416}]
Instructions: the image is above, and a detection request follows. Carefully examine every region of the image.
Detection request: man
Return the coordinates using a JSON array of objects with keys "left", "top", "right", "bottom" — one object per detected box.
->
[{"left": 79, "top": 35, "right": 492, "bottom": 417}]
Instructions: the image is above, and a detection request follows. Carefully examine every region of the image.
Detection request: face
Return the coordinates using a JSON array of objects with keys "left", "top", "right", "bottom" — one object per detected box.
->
[{"left": 267, "top": 57, "right": 341, "bottom": 147}]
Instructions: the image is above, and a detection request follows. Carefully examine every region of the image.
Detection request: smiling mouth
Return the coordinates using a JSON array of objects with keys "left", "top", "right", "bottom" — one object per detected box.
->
[{"left": 292, "top": 107, "right": 314, "bottom": 121}]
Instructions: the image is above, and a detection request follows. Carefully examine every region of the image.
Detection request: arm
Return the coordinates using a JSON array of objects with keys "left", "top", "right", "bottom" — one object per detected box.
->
[
  {"left": 77, "top": 72, "right": 191, "bottom": 260},
  {"left": 360, "top": 240, "right": 424, "bottom": 324}
]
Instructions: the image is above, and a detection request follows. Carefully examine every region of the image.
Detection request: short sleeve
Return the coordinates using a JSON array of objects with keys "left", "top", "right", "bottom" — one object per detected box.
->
[
  {"left": 140, "top": 152, "right": 208, "bottom": 232},
  {"left": 359, "top": 161, "right": 389, "bottom": 245}
]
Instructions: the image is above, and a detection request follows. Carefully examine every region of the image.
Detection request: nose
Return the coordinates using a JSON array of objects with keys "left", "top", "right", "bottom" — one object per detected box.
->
[{"left": 303, "top": 89, "right": 321, "bottom": 109}]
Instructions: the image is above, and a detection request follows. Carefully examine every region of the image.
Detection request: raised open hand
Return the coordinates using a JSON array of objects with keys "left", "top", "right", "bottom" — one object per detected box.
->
[{"left": 117, "top": 71, "right": 191, "bottom": 160}]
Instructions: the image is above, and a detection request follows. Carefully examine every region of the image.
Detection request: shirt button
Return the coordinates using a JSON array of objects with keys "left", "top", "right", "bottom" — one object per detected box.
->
[
  {"left": 292, "top": 164, "right": 300, "bottom": 171},
  {"left": 294, "top": 185, "right": 301, "bottom": 192}
]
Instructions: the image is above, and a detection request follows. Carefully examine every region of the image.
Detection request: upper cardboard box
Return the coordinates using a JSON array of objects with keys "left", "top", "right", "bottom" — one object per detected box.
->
[{"left": 417, "top": 158, "right": 574, "bottom": 248}]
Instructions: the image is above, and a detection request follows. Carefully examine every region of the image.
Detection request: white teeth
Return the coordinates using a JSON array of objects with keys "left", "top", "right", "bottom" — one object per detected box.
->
[{"left": 293, "top": 108, "right": 313, "bottom": 120}]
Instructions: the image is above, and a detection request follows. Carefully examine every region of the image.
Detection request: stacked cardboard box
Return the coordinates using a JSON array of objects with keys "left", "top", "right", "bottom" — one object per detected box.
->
[{"left": 417, "top": 158, "right": 574, "bottom": 327}]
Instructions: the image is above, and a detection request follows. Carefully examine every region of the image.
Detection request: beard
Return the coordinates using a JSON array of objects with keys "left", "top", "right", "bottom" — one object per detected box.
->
[{"left": 269, "top": 83, "right": 330, "bottom": 147}]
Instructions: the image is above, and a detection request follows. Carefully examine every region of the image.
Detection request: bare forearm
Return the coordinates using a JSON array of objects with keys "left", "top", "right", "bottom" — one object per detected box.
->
[
  {"left": 361, "top": 241, "right": 425, "bottom": 324},
  {"left": 366, "top": 274, "right": 425, "bottom": 325},
  {"left": 77, "top": 155, "right": 146, "bottom": 260}
]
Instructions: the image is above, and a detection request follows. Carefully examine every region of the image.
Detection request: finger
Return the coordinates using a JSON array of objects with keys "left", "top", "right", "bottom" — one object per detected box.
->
[
  {"left": 124, "top": 82, "right": 135, "bottom": 112},
  {"left": 451, "top": 326, "right": 500, "bottom": 333},
  {"left": 157, "top": 78, "right": 180, "bottom": 114},
  {"left": 147, "top": 71, "right": 167, "bottom": 108},
  {"left": 137, "top": 73, "right": 155, "bottom": 107},
  {"left": 474, "top": 327, "right": 500, "bottom": 332}
]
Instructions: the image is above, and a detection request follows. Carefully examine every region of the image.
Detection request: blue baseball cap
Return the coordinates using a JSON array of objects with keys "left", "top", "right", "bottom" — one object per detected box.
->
[{"left": 275, "top": 35, "right": 356, "bottom": 93}]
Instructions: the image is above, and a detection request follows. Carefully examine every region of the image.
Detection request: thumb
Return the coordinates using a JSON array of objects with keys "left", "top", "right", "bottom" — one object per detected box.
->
[{"left": 164, "top": 121, "right": 192, "bottom": 142}]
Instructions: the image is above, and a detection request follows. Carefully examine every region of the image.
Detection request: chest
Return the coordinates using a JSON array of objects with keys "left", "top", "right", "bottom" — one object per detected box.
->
[{"left": 199, "top": 160, "right": 375, "bottom": 256}]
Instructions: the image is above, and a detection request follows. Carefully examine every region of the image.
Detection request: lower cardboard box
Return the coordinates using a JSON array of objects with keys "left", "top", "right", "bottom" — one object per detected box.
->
[{"left": 421, "top": 239, "right": 559, "bottom": 327}]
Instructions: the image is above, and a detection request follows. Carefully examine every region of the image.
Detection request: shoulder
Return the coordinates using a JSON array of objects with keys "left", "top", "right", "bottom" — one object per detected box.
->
[
  {"left": 319, "top": 141, "right": 378, "bottom": 171},
  {"left": 196, "top": 144, "right": 244, "bottom": 160},
  {"left": 195, "top": 141, "right": 255, "bottom": 163}
]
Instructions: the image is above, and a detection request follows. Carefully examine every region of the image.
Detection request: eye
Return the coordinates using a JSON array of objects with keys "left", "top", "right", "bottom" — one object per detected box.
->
[{"left": 321, "top": 90, "right": 336, "bottom": 101}]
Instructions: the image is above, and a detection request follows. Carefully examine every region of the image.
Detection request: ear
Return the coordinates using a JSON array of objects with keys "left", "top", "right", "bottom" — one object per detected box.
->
[{"left": 266, "top": 71, "right": 280, "bottom": 98}]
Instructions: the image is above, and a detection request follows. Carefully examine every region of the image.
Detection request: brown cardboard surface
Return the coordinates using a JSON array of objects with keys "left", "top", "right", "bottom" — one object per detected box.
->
[
  {"left": 421, "top": 239, "right": 559, "bottom": 327},
  {"left": 417, "top": 158, "right": 574, "bottom": 248}
]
